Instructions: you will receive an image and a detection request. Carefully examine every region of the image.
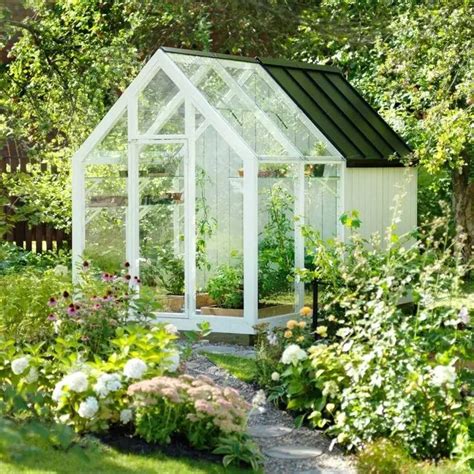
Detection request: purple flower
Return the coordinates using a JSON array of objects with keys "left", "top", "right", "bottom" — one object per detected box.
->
[
  {"left": 47, "top": 313, "right": 57, "bottom": 321},
  {"left": 123, "top": 274, "right": 131, "bottom": 282},
  {"left": 82, "top": 260, "right": 90, "bottom": 270},
  {"left": 47, "top": 297, "right": 57, "bottom": 307},
  {"left": 63, "top": 291, "right": 70, "bottom": 298},
  {"left": 132, "top": 276, "right": 141, "bottom": 286},
  {"left": 102, "top": 273, "right": 114, "bottom": 283},
  {"left": 67, "top": 304, "right": 77, "bottom": 316},
  {"left": 102, "top": 294, "right": 114, "bottom": 302},
  {"left": 92, "top": 303, "right": 102, "bottom": 311},
  {"left": 124, "top": 261, "right": 130, "bottom": 268}
]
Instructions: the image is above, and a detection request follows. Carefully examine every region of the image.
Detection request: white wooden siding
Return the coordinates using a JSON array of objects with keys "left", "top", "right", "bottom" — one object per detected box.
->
[{"left": 343, "top": 167, "right": 417, "bottom": 242}]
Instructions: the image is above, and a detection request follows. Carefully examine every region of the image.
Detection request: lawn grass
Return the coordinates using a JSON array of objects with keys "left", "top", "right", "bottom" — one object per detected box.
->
[
  {"left": 202, "top": 352, "right": 257, "bottom": 383},
  {"left": 0, "top": 439, "right": 251, "bottom": 474}
]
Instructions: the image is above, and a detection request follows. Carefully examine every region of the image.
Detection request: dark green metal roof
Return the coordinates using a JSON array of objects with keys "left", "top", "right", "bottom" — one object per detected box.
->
[{"left": 161, "top": 47, "right": 412, "bottom": 166}]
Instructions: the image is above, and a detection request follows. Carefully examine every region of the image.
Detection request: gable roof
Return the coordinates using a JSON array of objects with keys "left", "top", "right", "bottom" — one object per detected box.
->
[{"left": 161, "top": 47, "right": 412, "bottom": 167}]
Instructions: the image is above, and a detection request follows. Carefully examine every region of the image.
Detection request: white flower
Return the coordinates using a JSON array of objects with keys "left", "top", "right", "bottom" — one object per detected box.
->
[
  {"left": 271, "top": 372, "right": 280, "bottom": 381},
  {"left": 123, "top": 358, "right": 147, "bottom": 379},
  {"left": 164, "top": 323, "right": 178, "bottom": 335},
  {"left": 93, "top": 373, "right": 122, "bottom": 398},
  {"left": 166, "top": 352, "right": 180, "bottom": 373},
  {"left": 54, "top": 264, "right": 69, "bottom": 276},
  {"left": 53, "top": 372, "right": 89, "bottom": 401},
  {"left": 336, "top": 327, "right": 351, "bottom": 338},
  {"left": 431, "top": 365, "right": 456, "bottom": 386},
  {"left": 120, "top": 409, "right": 133, "bottom": 424},
  {"left": 459, "top": 306, "right": 470, "bottom": 325},
  {"left": 281, "top": 344, "right": 307, "bottom": 366},
  {"left": 25, "top": 367, "right": 39, "bottom": 383},
  {"left": 267, "top": 333, "right": 278, "bottom": 346},
  {"left": 77, "top": 397, "right": 99, "bottom": 419},
  {"left": 11, "top": 356, "right": 30, "bottom": 375}
]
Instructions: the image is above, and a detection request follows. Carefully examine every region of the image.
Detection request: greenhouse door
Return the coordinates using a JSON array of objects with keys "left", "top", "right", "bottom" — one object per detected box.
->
[{"left": 129, "top": 139, "right": 193, "bottom": 319}]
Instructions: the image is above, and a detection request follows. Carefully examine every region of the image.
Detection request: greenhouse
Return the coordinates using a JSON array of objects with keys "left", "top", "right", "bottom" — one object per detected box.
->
[{"left": 72, "top": 47, "right": 416, "bottom": 334}]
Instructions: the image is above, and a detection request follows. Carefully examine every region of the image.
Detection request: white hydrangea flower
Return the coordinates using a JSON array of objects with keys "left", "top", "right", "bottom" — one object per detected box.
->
[
  {"left": 431, "top": 365, "right": 456, "bottom": 386},
  {"left": 336, "top": 327, "right": 351, "bottom": 338},
  {"left": 93, "top": 373, "right": 122, "bottom": 398},
  {"left": 77, "top": 397, "right": 99, "bottom": 419},
  {"left": 166, "top": 352, "right": 180, "bottom": 373},
  {"left": 281, "top": 344, "right": 307, "bottom": 366},
  {"left": 164, "top": 323, "right": 178, "bottom": 335},
  {"left": 119, "top": 409, "right": 133, "bottom": 424},
  {"left": 11, "top": 356, "right": 30, "bottom": 375},
  {"left": 52, "top": 372, "right": 89, "bottom": 401},
  {"left": 123, "top": 358, "right": 147, "bottom": 379},
  {"left": 271, "top": 372, "right": 280, "bottom": 381},
  {"left": 25, "top": 367, "right": 39, "bottom": 383}
]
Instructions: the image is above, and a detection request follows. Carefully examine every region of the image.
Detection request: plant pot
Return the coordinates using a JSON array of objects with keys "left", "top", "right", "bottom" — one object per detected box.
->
[
  {"left": 89, "top": 195, "right": 128, "bottom": 207},
  {"left": 141, "top": 192, "right": 183, "bottom": 205},
  {"left": 238, "top": 168, "right": 244, "bottom": 177},
  {"left": 196, "top": 292, "right": 214, "bottom": 308},
  {"left": 166, "top": 295, "right": 184, "bottom": 313},
  {"left": 200, "top": 306, "right": 243, "bottom": 317}
]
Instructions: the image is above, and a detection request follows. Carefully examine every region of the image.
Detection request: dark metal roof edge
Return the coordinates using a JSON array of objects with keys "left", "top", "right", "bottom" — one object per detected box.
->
[
  {"left": 257, "top": 56, "right": 341, "bottom": 73},
  {"left": 160, "top": 46, "right": 258, "bottom": 63},
  {"left": 346, "top": 158, "right": 413, "bottom": 168},
  {"left": 341, "top": 79, "right": 412, "bottom": 155}
]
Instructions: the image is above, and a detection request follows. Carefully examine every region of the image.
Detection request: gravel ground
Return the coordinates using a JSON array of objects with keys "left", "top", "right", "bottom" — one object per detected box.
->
[{"left": 185, "top": 350, "right": 355, "bottom": 474}]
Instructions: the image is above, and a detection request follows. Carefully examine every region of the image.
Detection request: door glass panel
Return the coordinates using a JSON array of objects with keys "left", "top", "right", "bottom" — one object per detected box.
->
[{"left": 138, "top": 143, "right": 186, "bottom": 314}]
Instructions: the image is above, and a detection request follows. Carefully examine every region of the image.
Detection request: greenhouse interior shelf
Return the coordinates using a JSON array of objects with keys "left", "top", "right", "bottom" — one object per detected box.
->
[{"left": 72, "top": 47, "right": 416, "bottom": 334}]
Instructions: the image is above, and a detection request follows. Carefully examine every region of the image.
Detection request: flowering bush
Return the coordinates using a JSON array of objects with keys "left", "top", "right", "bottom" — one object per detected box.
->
[
  {"left": 128, "top": 374, "right": 250, "bottom": 448},
  {"left": 259, "top": 212, "right": 473, "bottom": 460}
]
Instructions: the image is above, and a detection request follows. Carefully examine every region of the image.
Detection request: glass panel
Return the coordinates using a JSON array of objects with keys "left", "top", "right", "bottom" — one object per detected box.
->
[
  {"left": 138, "top": 68, "right": 183, "bottom": 135},
  {"left": 195, "top": 125, "right": 245, "bottom": 317},
  {"left": 258, "top": 163, "right": 296, "bottom": 318},
  {"left": 138, "top": 143, "right": 186, "bottom": 314},
  {"left": 84, "top": 164, "right": 127, "bottom": 273},
  {"left": 304, "top": 164, "right": 340, "bottom": 239},
  {"left": 84, "top": 110, "right": 128, "bottom": 272}
]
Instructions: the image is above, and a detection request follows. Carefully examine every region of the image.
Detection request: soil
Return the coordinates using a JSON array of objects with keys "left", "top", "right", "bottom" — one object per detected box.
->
[{"left": 99, "top": 426, "right": 223, "bottom": 463}]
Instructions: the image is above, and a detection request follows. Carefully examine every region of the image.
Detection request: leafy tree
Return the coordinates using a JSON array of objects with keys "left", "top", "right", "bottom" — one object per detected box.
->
[
  {"left": 0, "top": 0, "right": 306, "bottom": 230},
  {"left": 288, "top": 0, "right": 473, "bottom": 261}
]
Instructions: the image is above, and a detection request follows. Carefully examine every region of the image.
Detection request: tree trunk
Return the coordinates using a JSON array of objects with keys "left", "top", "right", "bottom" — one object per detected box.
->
[{"left": 452, "top": 155, "right": 474, "bottom": 265}]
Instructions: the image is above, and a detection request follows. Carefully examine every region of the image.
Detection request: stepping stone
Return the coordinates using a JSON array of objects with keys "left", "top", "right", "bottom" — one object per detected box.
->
[
  {"left": 264, "top": 445, "right": 323, "bottom": 460},
  {"left": 247, "top": 424, "right": 293, "bottom": 438}
]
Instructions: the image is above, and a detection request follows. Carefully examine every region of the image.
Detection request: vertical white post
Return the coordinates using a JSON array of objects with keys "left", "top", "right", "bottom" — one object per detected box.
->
[
  {"left": 72, "top": 157, "right": 85, "bottom": 282},
  {"left": 294, "top": 162, "right": 305, "bottom": 310},
  {"left": 127, "top": 95, "right": 140, "bottom": 279},
  {"left": 185, "top": 100, "right": 196, "bottom": 317},
  {"left": 337, "top": 162, "right": 345, "bottom": 241},
  {"left": 243, "top": 156, "right": 259, "bottom": 328}
]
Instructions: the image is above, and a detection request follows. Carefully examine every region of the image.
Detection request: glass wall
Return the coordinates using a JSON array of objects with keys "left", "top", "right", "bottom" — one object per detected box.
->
[
  {"left": 257, "top": 163, "right": 297, "bottom": 318},
  {"left": 195, "top": 124, "right": 245, "bottom": 317}
]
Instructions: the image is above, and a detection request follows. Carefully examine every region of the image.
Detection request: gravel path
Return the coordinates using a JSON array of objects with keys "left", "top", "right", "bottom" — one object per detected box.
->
[{"left": 185, "top": 348, "right": 355, "bottom": 474}]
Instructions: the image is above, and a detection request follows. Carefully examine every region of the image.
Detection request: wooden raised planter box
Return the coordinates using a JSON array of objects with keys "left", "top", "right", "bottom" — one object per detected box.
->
[
  {"left": 89, "top": 195, "right": 127, "bottom": 207},
  {"left": 200, "top": 304, "right": 294, "bottom": 318},
  {"left": 166, "top": 293, "right": 213, "bottom": 313}
]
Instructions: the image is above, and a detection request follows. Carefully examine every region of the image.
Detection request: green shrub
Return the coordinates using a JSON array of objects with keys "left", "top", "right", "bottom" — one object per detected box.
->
[
  {"left": 356, "top": 439, "right": 413, "bottom": 473},
  {"left": 259, "top": 210, "right": 473, "bottom": 460},
  {"left": 128, "top": 374, "right": 262, "bottom": 469},
  {"left": 0, "top": 268, "right": 71, "bottom": 343}
]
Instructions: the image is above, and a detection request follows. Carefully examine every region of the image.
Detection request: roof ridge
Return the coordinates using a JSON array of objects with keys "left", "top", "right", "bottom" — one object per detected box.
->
[{"left": 256, "top": 57, "right": 342, "bottom": 74}]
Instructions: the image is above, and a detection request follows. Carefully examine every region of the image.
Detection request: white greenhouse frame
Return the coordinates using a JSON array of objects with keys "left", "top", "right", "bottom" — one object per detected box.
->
[{"left": 72, "top": 48, "right": 346, "bottom": 335}]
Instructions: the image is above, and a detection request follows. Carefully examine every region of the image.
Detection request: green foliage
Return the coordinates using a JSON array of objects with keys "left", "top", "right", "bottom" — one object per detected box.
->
[
  {"left": 213, "top": 434, "right": 264, "bottom": 472},
  {"left": 259, "top": 212, "right": 473, "bottom": 460},
  {"left": 258, "top": 184, "right": 294, "bottom": 299},
  {"left": 0, "top": 242, "right": 70, "bottom": 275},
  {"left": 206, "top": 264, "right": 244, "bottom": 309},
  {"left": 0, "top": 268, "right": 71, "bottom": 343}
]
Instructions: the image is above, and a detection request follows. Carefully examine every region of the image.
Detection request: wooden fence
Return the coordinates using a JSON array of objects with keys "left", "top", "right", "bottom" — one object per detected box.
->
[{"left": 1, "top": 140, "right": 71, "bottom": 253}]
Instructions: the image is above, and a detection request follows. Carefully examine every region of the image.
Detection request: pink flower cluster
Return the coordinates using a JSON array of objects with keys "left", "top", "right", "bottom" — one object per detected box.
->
[{"left": 128, "top": 374, "right": 250, "bottom": 435}]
